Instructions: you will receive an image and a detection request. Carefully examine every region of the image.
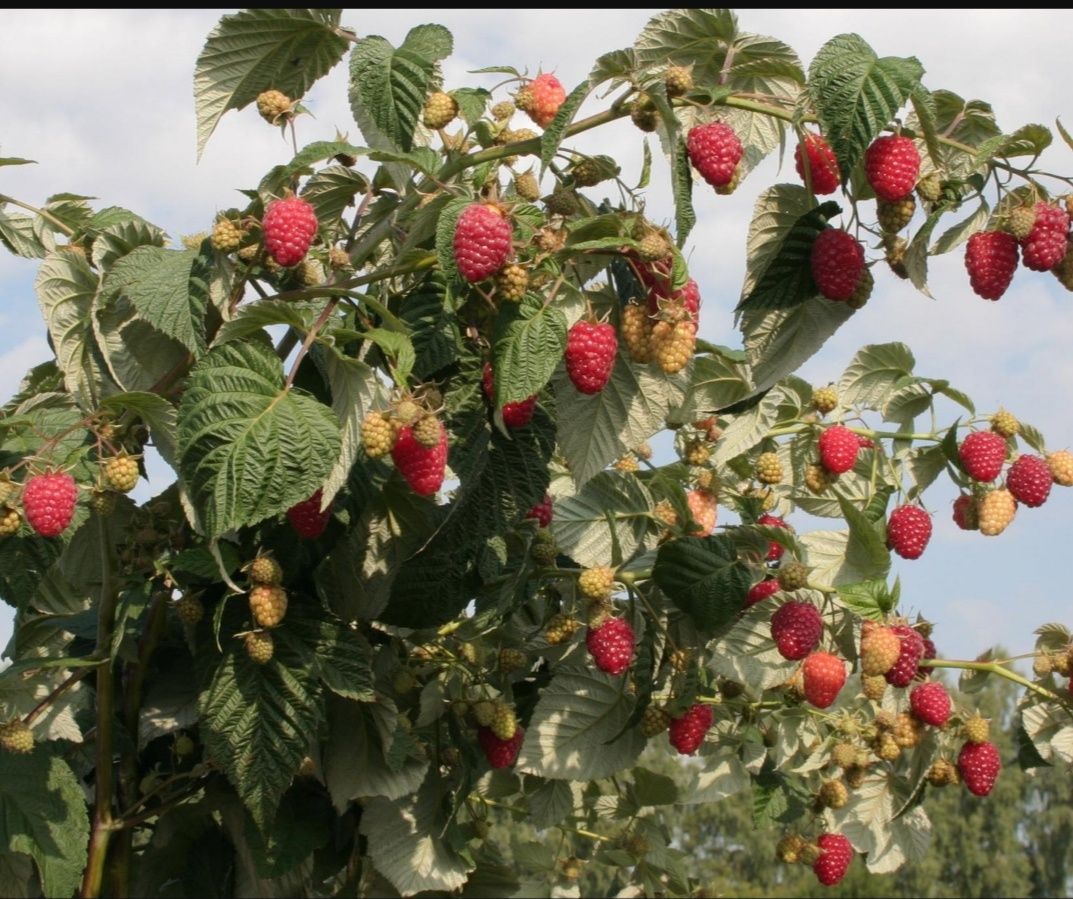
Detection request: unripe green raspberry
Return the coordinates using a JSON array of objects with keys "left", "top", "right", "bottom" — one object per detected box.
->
[
  {"left": 798, "top": 843, "right": 822, "bottom": 866},
  {"left": 89, "top": 488, "right": 116, "bottom": 517},
  {"left": 412, "top": 414, "right": 443, "bottom": 449},
  {"left": 532, "top": 528, "right": 559, "bottom": 565},
  {"left": 1008, "top": 205, "right": 1037, "bottom": 241},
  {"left": 295, "top": 258, "right": 323, "bottom": 287},
  {"left": 885, "top": 236, "right": 909, "bottom": 279},
  {"left": 102, "top": 453, "right": 140, "bottom": 493},
  {"left": 875, "top": 732, "right": 901, "bottom": 761},
  {"left": 664, "top": 65, "right": 694, "bottom": 98},
  {"left": 916, "top": 172, "right": 942, "bottom": 203},
  {"left": 498, "top": 647, "right": 527, "bottom": 674},
  {"left": 578, "top": 566, "right": 615, "bottom": 601},
  {"left": 247, "top": 555, "right": 283, "bottom": 586},
  {"left": 393, "top": 668, "right": 418, "bottom": 693},
  {"left": 714, "top": 164, "right": 742, "bottom": 196},
  {"left": 1033, "top": 652, "right": 1054, "bottom": 677},
  {"left": 926, "top": 758, "right": 959, "bottom": 787},
  {"left": 472, "top": 700, "right": 496, "bottom": 727},
  {"left": 394, "top": 399, "right": 422, "bottom": 427},
  {"left": 211, "top": 218, "right": 244, "bottom": 253},
  {"left": 571, "top": 156, "right": 617, "bottom": 188},
  {"left": 245, "top": 630, "right": 274, "bottom": 664},
  {"left": 684, "top": 439, "right": 710, "bottom": 466},
  {"left": 845, "top": 764, "right": 868, "bottom": 789},
  {"left": 0, "top": 720, "right": 33, "bottom": 754},
  {"left": 847, "top": 265, "right": 875, "bottom": 309},
  {"left": 777, "top": 561, "right": 809, "bottom": 591},
  {"left": 812, "top": 386, "right": 838, "bottom": 415},
  {"left": 237, "top": 243, "right": 261, "bottom": 264},
  {"left": 256, "top": 89, "right": 293, "bottom": 124},
  {"left": 804, "top": 462, "right": 836, "bottom": 495},
  {"left": 640, "top": 705, "right": 671, "bottom": 737},
  {"left": 545, "top": 613, "right": 580, "bottom": 645},
  {"left": 514, "top": 170, "right": 541, "bottom": 202},
  {"left": 819, "top": 779, "right": 849, "bottom": 809},
  {"left": 328, "top": 247, "right": 351, "bottom": 269},
  {"left": 422, "top": 91, "right": 459, "bottom": 129},
  {"left": 0, "top": 505, "right": 21, "bottom": 537},
  {"left": 630, "top": 95, "right": 659, "bottom": 133},
  {"left": 990, "top": 408, "right": 1020, "bottom": 438},
  {"left": 861, "top": 674, "right": 887, "bottom": 702},
  {"left": 755, "top": 451, "right": 783, "bottom": 484},
  {"left": 877, "top": 196, "right": 916, "bottom": 233},
  {"left": 174, "top": 734, "right": 195, "bottom": 757},
  {"left": 176, "top": 595, "right": 204, "bottom": 626},
  {"left": 496, "top": 263, "right": 529, "bottom": 302},
  {"left": 0, "top": 472, "right": 16, "bottom": 507},
  {"left": 361, "top": 411, "right": 397, "bottom": 459},
  {"left": 831, "top": 741, "right": 857, "bottom": 770},
  {"left": 490, "top": 100, "right": 515, "bottom": 121},
  {"left": 963, "top": 713, "right": 990, "bottom": 744},
  {"left": 544, "top": 185, "right": 579, "bottom": 216},
  {"left": 490, "top": 702, "right": 517, "bottom": 741}
]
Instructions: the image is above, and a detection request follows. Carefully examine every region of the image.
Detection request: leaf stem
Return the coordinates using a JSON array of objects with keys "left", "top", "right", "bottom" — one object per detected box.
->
[
  {"left": 920, "top": 658, "right": 1065, "bottom": 703},
  {"left": 284, "top": 297, "right": 340, "bottom": 390},
  {"left": 22, "top": 665, "right": 97, "bottom": 725},
  {"left": 0, "top": 193, "right": 77, "bottom": 237}
]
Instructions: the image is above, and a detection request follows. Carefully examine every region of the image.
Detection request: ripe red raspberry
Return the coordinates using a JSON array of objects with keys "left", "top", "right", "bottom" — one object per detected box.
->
[
  {"left": 453, "top": 204, "right": 512, "bottom": 282},
  {"left": 886, "top": 504, "right": 932, "bottom": 560},
  {"left": 526, "top": 493, "right": 553, "bottom": 527},
  {"left": 964, "top": 231, "right": 1019, "bottom": 300},
  {"left": 758, "top": 513, "right": 790, "bottom": 561},
  {"left": 957, "top": 740, "right": 1001, "bottom": 796},
  {"left": 392, "top": 422, "right": 448, "bottom": 496},
  {"left": 521, "top": 73, "right": 566, "bottom": 128},
  {"left": 745, "top": 578, "right": 780, "bottom": 608},
  {"left": 1021, "top": 202, "right": 1070, "bottom": 272},
  {"left": 586, "top": 617, "right": 636, "bottom": 676},
  {"left": 952, "top": 494, "right": 978, "bottom": 530},
  {"left": 482, "top": 363, "right": 536, "bottom": 428},
  {"left": 770, "top": 601, "right": 823, "bottom": 661},
  {"left": 910, "top": 681, "right": 951, "bottom": 726},
  {"left": 802, "top": 651, "right": 846, "bottom": 708},
  {"left": 864, "top": 134, "right": 920, "bottom": 202},
  {"left": 478, "top": 725, "right": 524, "bottom": 768},
  {"left": 22, "top": 472, "right": 78, "bottom": 537},
  {"left": 686, "top": 121, "right": 744, "bottom": 189},
  {"left": 668, "top": 703, "right": 713, "bottom": 755},
  {"left": 794, "top": 133, "right": 840, "bottom": 195},
  {"left": 959, "top": 430, "right": 1007, "bottom": 482},
  {"left": 1006, "top": 454, "right": 1053, "bottom": 508},
  {"left": 811, "top": 229, "right": 864, "bottom": 301},
  {"left": 818, "top": 425, "right": 860, "bottom": 475},
  {"left": 885, "top": 625, "right": 925, "bottom": 687},
  {"left": 262, "top": 197, "right": 318, "bottom": 267},
  {"left": 565, "top": 321, "right": 618, "bottom": 394},
  {"left": 286, "top": 489, "right": 330, "bottom": 539},
  {"left": 812, "top": 833, "right": 853, "bottom": 887}
]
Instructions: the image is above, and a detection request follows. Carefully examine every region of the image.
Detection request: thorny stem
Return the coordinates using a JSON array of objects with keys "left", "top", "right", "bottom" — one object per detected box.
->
[
  {"left": 79, "top": 517, "right": 120, "bottom": 899},
  {"left": 921, "top": 658, "right": 1065, "bottom": 703}
]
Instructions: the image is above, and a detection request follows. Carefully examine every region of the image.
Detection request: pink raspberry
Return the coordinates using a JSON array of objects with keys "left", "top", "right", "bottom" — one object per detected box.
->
[
  {"left": 910, "top": 681, "right": 951, "bottom": 726},
  {"left": 959, "top": 430, "right": 1007, "bottom": 482},
  {"left": 22, "top": 472, "right": 78, "bottom": 537},
  {"left": 794, "top": 132, "right": 840, "bottom": 195},
  {"left": 1021, "top": 202, "right": 1070, "bottom": 272},
  {"left": 286, "top": 489, "right": 331, "bottom": 539},
  {"left": 526, "top": 493, "right": 553, "bottom": 527},
  {"left": 1006, "top": 454, "right": 1053, "bottom": 507},
  {"left": 957, "top": 740, "right": 1001, "bottom": 797},
  {"left": 478, "top": 725, "right": 524, "bottom": 768},
  {"left": 864, "top": 135, "right": 920, "bottom": 202},
  {"left": 586, "top": 617, "right": 636, "bottom": 676},
  {"left": 757, "top": 513, "right": 791, "bottom": 561},
  {"left": 262, "top": 197, "right": 318, "bottom": 267},
  {"left": 523, "top": 73, "right": 566, "bottom": 128},
  {"left": 885, "top": 624, "right": 925, "bottom": 687},
  {"left": 565, "top": 321, "right": 618, "bottom": 394},
  {"left": 770, "top": 601, "right": 823, "bottom": 661},
  {"left": 886, "top": 504, "right": 932, "bottom": 560},
  {"left": 811, "top": 229, "right": 864, "bottom": 301},
  {"left": 964, "top": 231, "right": 1019, "bottom": 300},
  {"left": 686, "top": 121, "right": 744, "bottom": 189},
  {"left": 745, "top": 578, "right": 780, "bottom": 608},
  {"left": 813, "top": 833, "right": 853, "bottom": 886},
  {"left": 818, "top": 425, "right": 860, "bottom": 474},
  {"left": 802, "top": 651, "right": 846, "bottom": 708},
  {"left": 391, "top": 422, "right": 448, "bottom": 496},
  {"left": 668, "top": 703, "right": 712, "bottom": 755},
  {"left": 453, "top": 204, "right": 512, "bottom": 283}
]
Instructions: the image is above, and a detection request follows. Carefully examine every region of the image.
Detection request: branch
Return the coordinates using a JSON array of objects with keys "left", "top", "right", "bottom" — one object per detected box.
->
[{"left": 921, "top": 658, "right": 1065, "bottom": 704}]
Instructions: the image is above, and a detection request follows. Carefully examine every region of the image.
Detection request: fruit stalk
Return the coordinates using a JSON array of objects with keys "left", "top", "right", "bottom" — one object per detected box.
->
[{"left": 920, "top": 658, "right": 1064, "bottom": 703}]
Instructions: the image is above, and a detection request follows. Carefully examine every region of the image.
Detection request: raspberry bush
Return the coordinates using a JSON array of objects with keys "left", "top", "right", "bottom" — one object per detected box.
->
[{"left": 2, "top": 8, "right": 1073, "bottom": 897}]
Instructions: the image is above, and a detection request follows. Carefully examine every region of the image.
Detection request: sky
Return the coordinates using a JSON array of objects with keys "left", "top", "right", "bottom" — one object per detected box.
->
[{"left": 2, "top": 8, "right": 1073, "bottom": 667}]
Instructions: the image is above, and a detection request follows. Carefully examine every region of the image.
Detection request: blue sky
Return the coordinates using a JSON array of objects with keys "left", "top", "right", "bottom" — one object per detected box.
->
[{"left": 2, "top": 9, "right": 1073, "bottom": 666}]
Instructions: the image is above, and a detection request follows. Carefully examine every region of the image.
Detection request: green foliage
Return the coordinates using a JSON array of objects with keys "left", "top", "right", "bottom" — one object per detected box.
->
[{"left": 2, "top": 7, "right": 1073, "bottom": 898}]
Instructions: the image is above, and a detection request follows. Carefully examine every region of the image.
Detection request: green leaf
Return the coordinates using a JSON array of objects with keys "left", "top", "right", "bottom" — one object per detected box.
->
[
  {"left": 215, "top": 299, "right": 323, "bottom": 346},
  {"left": 909, "top": 87, "right": 941, "bottom": 168},
  {"left": 974, "top": 123, "right": 1051, "bottom": 166},
  {"left": 0, "top": 210, "right": 54, "bottom": 259},
  {"left": 292, "top": 613, "right": 375, "bottom": 701},
  {"left": 517, "top": 667, "right": 646, "bottom": 781},
  {"left": 0, "top": 751, "right": 89, "bottom": 898},
  {"left": 540, "top": 81, "right": 592, "bottom": 173},
  {"left": 837, "top": 579, "right": 895, "bottom": 621},
  {"left": 324, "top": 697, "right": 428, "bottom": 809},
  {"left": 800, "top": 526, "right": 889, "bottom": 588},
  {"left": 925, "top": 90, "right": 1000, "bottom": 177},
  {"left": 34, "top": 249, "right": 115, "bottom": 411},
  {"left": 711, "top": 383, "right": 783, "bottom": 465},
  {"left": 838, "top": 495, "right": 892, "bottom": 582},
  {"left": 348, "top": 24, "right": 452, "bottom": 153},
  {"left": 742, "top": 297, "right": 854, "bottom": 394},
  {"left": 319, "top": 346, "right": 386, "bottom": 507},
  {"left": 198, "top": 622, "right": 324, "bottom": 829},
  {"left": 654, "top": 536, "right": 752, "bottom": 631},
  {"left": 551, "top": 471, "right": 652, "bottom": 569},
  {"left": 100, "top": 391, "right": 179, "bottom": 467},
  {"left": 808, "top": 34, "right": 924, "bottom": 180},
  {"left": 675, "top": 350, "right": 754, "bottom": 420},
  {"left": 670, "top": 133, "right": 696, "bottom": 245},
  {"left": 527, "top": 779, "right": 575, "bottom": 828},
  {"left": 553, "top": 353, "right": 683, "bottom": 486},
  {"left": 88, "top": 211, "right": 167, "bottom": 270},
  {"left": 195, "top": 9, "right": 349, "bottom": 158},
  {"left": 177, "top": 341, "right": 341, "bottom": 538},
  {"left": 838, "top": 342, "right": 915, "bottom": 411},
  {"left": 103, "top": 247, "right": 209, "bottom": 354},
  {"left": 238, "top": 787, "right": 333, "bottom": 880},
  {"left": 631, "top": 767, "right": 679, "bottom": 806},
  {"left": 492, "top": 296, "right": 567, "bottom": 407},
  {"left": 435, "top": 196, "right": 471, "bottom": 284},
  {"left": 299, "top": 164, "right": 370, "bottom": 225},
  {"left": 258, "top": 140, "right": 369, "bottom": 196},
  {"left": 903, "top": 208, "right": 943, "bottom": 297},
  {"left": 931, "top": 201, "right": 989, "bottom": 256},
  {"left": 739, "top": 185, "right": 814, "bottom": 302},
  {"left": 361, "top": 779, "right": 473, "bottom": 895}
]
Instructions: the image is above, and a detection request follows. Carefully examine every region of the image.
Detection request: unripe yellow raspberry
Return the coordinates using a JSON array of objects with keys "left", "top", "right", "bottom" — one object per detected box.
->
[
  {"left": 412, "top": 414, "right": 442, "bottom": 449},
  {"left": 498, "top": 647, "right": 527, "bottom": 673},
  {"left": 362, "top": 411, "right": 397, "bottom": 459},
  {"left": 776, "top": 833, "right": 807, "bottom": 864},
  {"left": 0, "top": 505, "right": 20, "bottom": 537},
  {"left": 990, "top": 408, "right": 1020, "bottom": 438},
  {"left": 256, "top": 89, "right": 293, "bottom": 124},
  {"left": 102, "top": 453, "right": 140, "bottom": 494},
  {"left": 211, "top": 218, "right": 244, "bottom": 253},
  {"left": 684, "top": 439, "right": 710, "bottom": 466},
  {"left": 977, "top": 488, "right": 1016, "bottom": 536},
  {"left": 578, "top": 566, "right": 615, "bottom": 601},
  {"left": 755, "top": 451, "right": 783, "bottom": 484},
  {"left": 513, "top": 170, "right": 541, "bottom": 202},
  {"left": 812, "top": 385, "right": 838, "bottom": 414},
  {"left": 0, "top": 720, "right": 33, "bottom": 754},
  {"left": 621, "top": 304, "right": 653, "bottom": 363},
  {"left": 249, "top": 584, "right": 288, "bottom": 628},
  {"left": 245, "top": 631, "right": 274, "bottom": 664},
  {"left": 818, "top": 779, "right": 849, "bottom": 809},
  {"left": 664, "top": 65, "right": 694, "bottom": 98},
  {"left": 246, "top": 555, "right": 283, "bottom": 586},
  {"left": 963, "top": 713, "right": 990, "bottom": 744},
  {"left": 804, "top": 462, "right": 836, "bottom": 494},
  {"left": 490, "top": 702, "right": 517, "bottom": 741},
  {"left": 614, "top": 454, "right": 639, "bottom": 473},
  {"left": 496, "top": 264, "right": 529, "bottom": 303},
  {"left": 421, "top": 91, "right": 458, "bottom": 129},
  {"left": 545, "top": 613, "right": 580, "bottom": 645},
  {"left": 650, "top": 320, "right": 695, "bottom": 374},
  {"left": 1047, "top": 450, "right": 1073, "bottom": 486}
]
